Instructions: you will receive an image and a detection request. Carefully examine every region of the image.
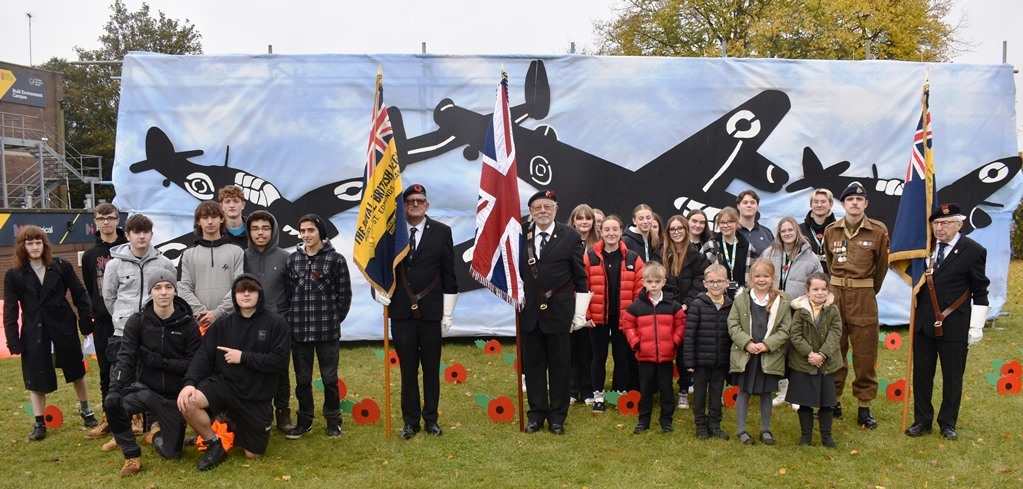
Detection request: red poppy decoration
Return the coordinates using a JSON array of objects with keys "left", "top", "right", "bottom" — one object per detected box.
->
[
  {"left": 445, "top": 363, "right": 468, "bottom": 384},
  {"left": 998, "top": 375, "right": 1022, "bottom": 395},
  {"left": 724, "top": 385, "right": 739, "bottom": 408},
  {"left": 337, "top": 378, "right": 347, "bottom": 400},
  {"left": 487, "top": 396, "right": 515, "bottom": 422},
  {"left": 1001, "top": 360, "right": 1022, "bottom": 378},
  {"left": 672, "top": 364, "right": 680, "bottom": 379},
  {"left": 886, "top": 379, "right": 906, "bottom": 402},
  {"left": 484, "top": 339, "right": 501, "bottom": 355},
  {"left": 884, "top": 332, "right": 903, "bottom": 350},
  {"left": 617, "top": 390, "right": 641, "bottom": 416},
  {"left": 83, "top": 358, "right": 90, "bottom": 373},
  {"left": 352, "top": 398, "right": 381, "bottom": 425},
  {"left": 43, "top": 404, "right": 63, "bottom": 428},
  {"left": 388, "top": 349, "right": 400, "bottom": 368}
]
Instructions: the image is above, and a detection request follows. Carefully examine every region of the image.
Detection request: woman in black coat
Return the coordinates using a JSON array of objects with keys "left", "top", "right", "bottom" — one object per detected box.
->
[
  {"left": 662, "top": 215, "right": 710, "bottom": 410},
  {"left": 4, "top": 226, "right": 96, "bottom": 441}
]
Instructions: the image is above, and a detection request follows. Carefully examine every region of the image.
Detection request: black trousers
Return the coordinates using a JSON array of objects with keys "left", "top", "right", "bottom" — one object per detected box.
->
[
  {"left": 93, "top": 319, "right": 114, "bottom": 401},
  {"left": 589, "top": 323, "right": 638, "bottom": 393},
  {"left": 522, "top": 327, "right": 571, "bottom": 426},
  {"left": 391, "top": 318, "right": 442, "bottom": 426},
  {"left": 273, "top": 350, "right": 291, "bottom": 413},
  {"left": 293, "top": 340, "right": 340, "bottom": 425},
  {"left": 692, "top": 366, "right": 728, "bottom": 429},
  {"left": 569, "top": 328, "right": 593, "bottom": 399},
  {"left": 638, "top": 361, "right": 675, "bottom": 428},
  {"left": 912, "top": 332, "right": 969, "bottom": 430},
  {"left": 106, "top": 386, "right": 184, "bottom": 459}
]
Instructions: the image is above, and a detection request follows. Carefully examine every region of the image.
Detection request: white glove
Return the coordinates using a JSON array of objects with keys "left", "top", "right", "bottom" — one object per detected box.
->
[
  {"left": 571, "top": 292, "right": 594, "bottom": 332},
  {"left": 441, "top": 294, "right": 458, "bottom": 333},
  {"left": 373, "top": 290, "right": 391, "bottom": 306},
  {"left": 967, "top": 304, "right": 989, "bottom": 348}
]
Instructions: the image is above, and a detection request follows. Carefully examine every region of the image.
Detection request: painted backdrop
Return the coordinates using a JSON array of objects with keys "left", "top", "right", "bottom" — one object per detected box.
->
[{"left": 113, "top": 53, "right": 1021, "bottom": 340}]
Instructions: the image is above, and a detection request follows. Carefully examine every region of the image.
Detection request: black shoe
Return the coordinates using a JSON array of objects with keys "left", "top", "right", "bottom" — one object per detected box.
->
[
  {"left": 710, "top": 427, "right": 730, "bottom": 440},
  {"left": 524, "top": 421, "right": 542, "bottom": 433},
  {"left": 759, "top": 431, "right": 776, "bottom": 445},
  {"left": 857, "top": 407, "right": 878, "bottom": 429},
  {"left": 696, "top": 425, "right": 710, "bottom": 440},
  {"left": 941, "top": 426, "right": 957, "bottom": 440},
  {"left": 399, "top": 424, "right": 418, "bottom": 440},
  {"left": 326, "top": 421, "right": 342, "bottom": 438},
  {"left": 548, "top": 423, "right": 565, "bottom": 435},
  {"left": 425, "top": 421, "right": 443, "bottom": 436},
  {"left": 591, "top": 401, "right": 605, "bottom": 413},
  {"left": 275, "top": 408, "right": 295, "bottom": 434},
  {"left": 905, "top": 423, "right": 932, "bottom": 437},
  {"left": 197, "top": 438, "right": 227, "bottom": 471},
  {"left": 737, "top": 431, "right": 755, "bottom": 445},
  {"left": 28, "top": 422, "right": 46, "bottom": 441},
  {"left": 833, "top": 402, "right": 843, "bottom": 419},
  {"left": 285, "top": 423, "right": 312, "bottom": 440},
  {"left": 633, "top": 424, "right": 649, "bottom": 434},
  {"left": 80, "top": 408, "right": 99, "bottom": 428},
  {"left": 661, "top": 424, "right": 673, "bottom": 434}
]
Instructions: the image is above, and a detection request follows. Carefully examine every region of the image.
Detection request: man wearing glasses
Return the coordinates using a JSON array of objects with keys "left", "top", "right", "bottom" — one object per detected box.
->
[
  {"left": 81, "top": 204, "right": 128, "bottom": 439},
  {"left": 519, "top": 190, "right": 591, "bottom": 435},
  {"left": 373, "top": 184, "right": 458, "bottom": 440},
  {"left": 823, "top": 182, "right": 888, "bottom": 429},
  {"left": 905, "top": 203, "right": 989, "bottom": 441}
]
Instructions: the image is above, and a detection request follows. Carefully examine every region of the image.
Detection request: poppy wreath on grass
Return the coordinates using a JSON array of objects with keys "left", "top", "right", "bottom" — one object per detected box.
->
[
  {"left": 351, "top": 399, "right": 381, "bottom": 425},
  {"left": 473, "top": 393, "right": 515, "bottom": 423},
  {"left": 1001, "top": 360, "right": 1022, "bottom": 377},
  {"left": 443, "top": 362, "right": 467, "bottom": 384},
  {"left": 474, "top": 339, "right": 501, "bottom": 354},
  {"left": 883, "top": 332, "right": 903, "bottom": 350},
  {"left": 998, "top": 375, "right": 1021, "bottom": 395},
  {"left": 44, "top": 405, "right": 63, "bottom": 428},
  {"left": 338, "top": 378, "right": 348, "bottom": 399},
  {"left": 723, "top": 385, "right": 739, "bottom": 408},
  {"left": 603, "top": 390, "right": 641, "bottom": 416},
  {"left": 880, "top": 379, "right": 906, "bottom": 402},
  {"left": 374, "top": 348, "right": 401, "bottom": 368}
]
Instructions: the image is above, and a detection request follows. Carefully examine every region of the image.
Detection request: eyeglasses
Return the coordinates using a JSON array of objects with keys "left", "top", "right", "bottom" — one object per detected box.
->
[
  {"left": 932, "top": 219, "right": 960, "bottom": 227},
  {"left": 405, "top": 198, "right": 427, "bottom": 206},
  {"left": 251, "top": 226, "right": 272, "bottom": 232},
  {"left": 95, "top": 217, "right": 118, "bottom": 223},
  {"left": 705, "top": 280, "right": 727, "bottom": 286},
  {"left": 530, "top": 204, "right": 557, "bottom": 212},
  {"left": 717, "top": 220, "right": 736, "bottom": 226},
  {"left": 668, "top": 227, "right": 687, "bottom": 234}
]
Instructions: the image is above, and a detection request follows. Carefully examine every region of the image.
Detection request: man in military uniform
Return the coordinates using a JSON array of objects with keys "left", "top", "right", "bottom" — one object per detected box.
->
[
  {"left": 824, "top": 182, "right": 888, "bottom": 429},
  {"left": 905, "top": 203, "right": 989, "bottom": 441}
]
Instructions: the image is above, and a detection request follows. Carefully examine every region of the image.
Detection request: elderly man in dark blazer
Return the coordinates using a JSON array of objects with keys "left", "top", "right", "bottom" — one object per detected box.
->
[
  {"left": 906, "top": 203, "right": 990, "bottom": 441},
  {"left": 375, "top": 184, "right": 459, "bottom": 440},
  {"left": 519, "top": 190, "right": 591, "bottom": 435}
]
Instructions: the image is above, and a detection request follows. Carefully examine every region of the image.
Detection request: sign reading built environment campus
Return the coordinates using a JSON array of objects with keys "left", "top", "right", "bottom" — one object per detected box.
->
[
  {"left": 0, "top": 68, "right": 46, "bottom": 108},
  {"left": 112, "top": 52, "right": 1022, "bottom": 340}
]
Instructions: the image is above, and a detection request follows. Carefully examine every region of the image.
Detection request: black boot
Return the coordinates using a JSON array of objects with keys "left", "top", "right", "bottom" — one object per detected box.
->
[
  {"left": 833, "top": 402, "right": 842, "bottom": 419},
  {"left": 197, "top": 437, "right": 228, "bottom": 470},
  {"left": 275, "top": 408, "right": 295, "bottom": 434},
  {"left": 819, "top": 409, "right": 837, "bottom": 449},
  {"left": 28, "top": 422, "right": 46, "bottom": 441},
  {"left": 797, "top": 409, "right": 814, "bottom": 446},
  {"left": 857, "top": 407, "right": 878, "bottom": 429}
]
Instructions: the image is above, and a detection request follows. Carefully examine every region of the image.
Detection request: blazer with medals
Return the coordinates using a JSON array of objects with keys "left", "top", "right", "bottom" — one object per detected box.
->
[
  {"left": 389, "top": 216, "right": 458, "bottom": 321},
  {"left": 913, "top": 235, "right": 989, "bottom": 343},
  {"left": 519, "top": 221, "right": 588, "bottom": 334}
]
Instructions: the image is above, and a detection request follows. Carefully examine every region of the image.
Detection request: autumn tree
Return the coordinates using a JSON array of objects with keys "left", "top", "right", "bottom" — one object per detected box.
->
[
  {"left": 594, "top": 0, "right": 961, "bottom": 61},
  {"left": 41, "top": 0, "right": 202, "bottom": 205}
]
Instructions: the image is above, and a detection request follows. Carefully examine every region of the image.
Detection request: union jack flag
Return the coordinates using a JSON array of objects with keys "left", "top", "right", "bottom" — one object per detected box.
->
[
  {"left": 354, "top": 68, "right": 409, "bottom": 295},
  {"left": 470, "top": 71, "right": 523, "bottom": 309},
  {"left": 889, "top": 79, "right": 937, "bottom": 293}
]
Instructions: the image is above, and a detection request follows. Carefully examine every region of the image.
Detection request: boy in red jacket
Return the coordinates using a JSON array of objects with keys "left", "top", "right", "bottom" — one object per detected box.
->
[{"left": 621, "top": 262, "right": 686, "bottom": 434}]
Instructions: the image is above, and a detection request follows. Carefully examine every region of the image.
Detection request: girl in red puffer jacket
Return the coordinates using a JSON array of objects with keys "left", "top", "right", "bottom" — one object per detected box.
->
[{"left": 621, "top": 262, "right": 686, "bottom": 434}]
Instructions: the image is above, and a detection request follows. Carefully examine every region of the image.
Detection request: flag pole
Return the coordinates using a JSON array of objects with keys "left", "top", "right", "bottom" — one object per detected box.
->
[
  {"left": 515, "top": 311, "right": 525, "bottom": 432},
  {"left": 383, "top": 305, "right": 392, "bottom": 438},
  {"left": 901, "top": 303, "right": 916, "bottom": 432}
]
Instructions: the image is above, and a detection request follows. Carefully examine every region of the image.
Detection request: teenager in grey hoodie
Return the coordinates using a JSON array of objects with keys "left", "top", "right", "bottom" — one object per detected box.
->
[
  {"left": 103, "top": 214, "right": 177, "bottom": 341},
  {"left": 178, "top": 201, "right": 244, "bottom": 331},
  {"left": 243, "top": 210, "right": 294, "bottom": 432}
]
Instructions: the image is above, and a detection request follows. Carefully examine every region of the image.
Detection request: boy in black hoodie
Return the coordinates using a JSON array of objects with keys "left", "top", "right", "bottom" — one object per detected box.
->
[
  {"left": 178, "top": 274, "right": 291, "bottom": 471},
  {"left": 105, "top": 268, "right": 202, "bottom": 477}
]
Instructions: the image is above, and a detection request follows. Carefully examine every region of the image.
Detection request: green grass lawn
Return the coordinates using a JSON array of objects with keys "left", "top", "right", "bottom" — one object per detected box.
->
[{"left": 2, "top": 265, "right": 1023, "bottom": 488}]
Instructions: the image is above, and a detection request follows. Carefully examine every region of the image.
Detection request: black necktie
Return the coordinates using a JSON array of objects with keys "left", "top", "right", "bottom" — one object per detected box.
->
[
  {"left": 538, "top": 231, "right": 549, "bottom": 257},
  {"left": 409, "top": 227, "right": 418, "bottom": 255},
  {"left": 935, "top": 242, "right": 947, "bottom": 267}
]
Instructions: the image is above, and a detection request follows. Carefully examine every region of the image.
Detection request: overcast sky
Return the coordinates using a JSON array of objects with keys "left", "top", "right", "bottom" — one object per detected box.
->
[{"left": 1, "top": 0, "right": 1020, "bottom": 139}]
